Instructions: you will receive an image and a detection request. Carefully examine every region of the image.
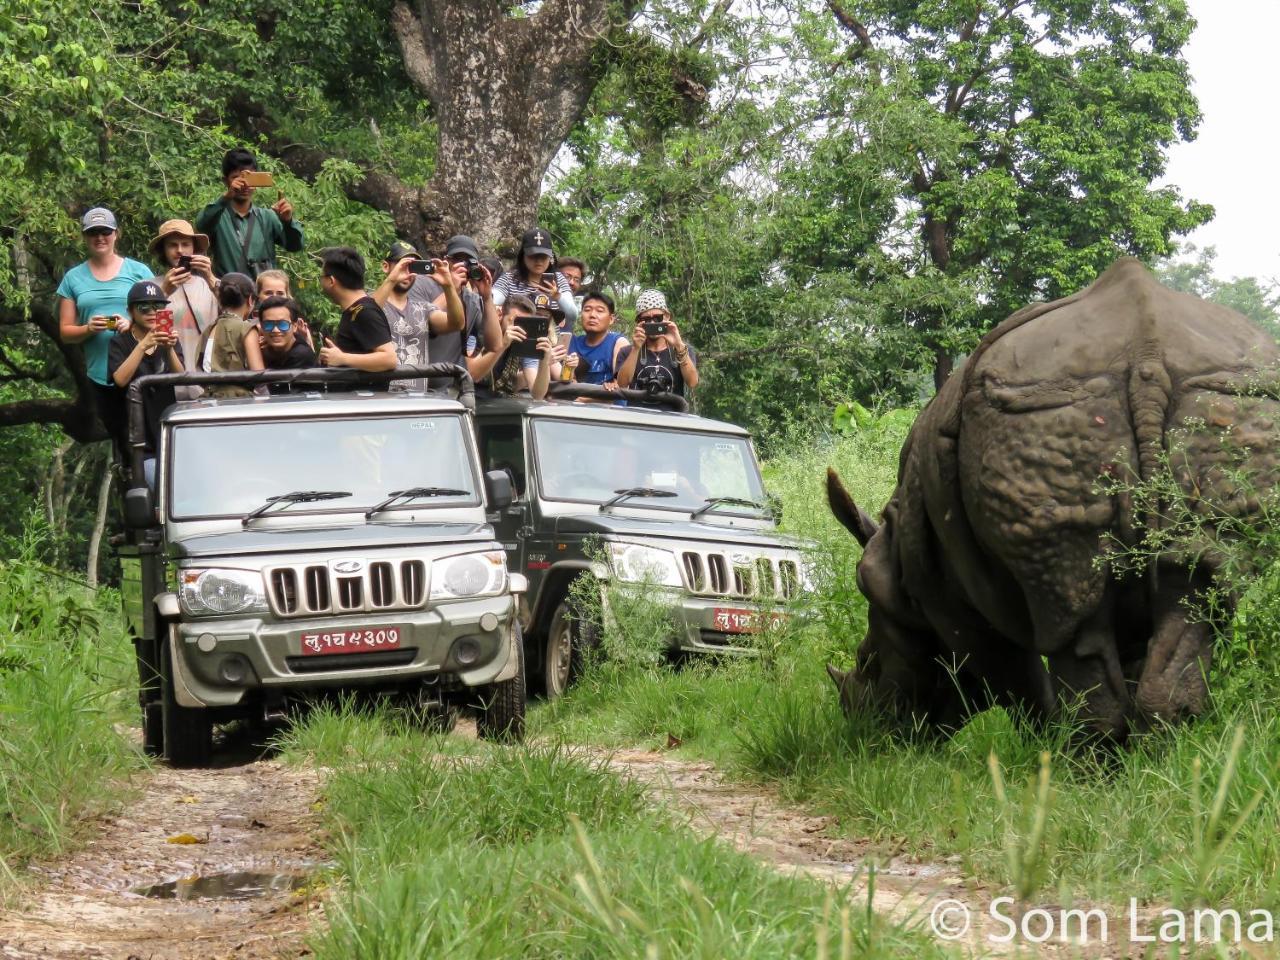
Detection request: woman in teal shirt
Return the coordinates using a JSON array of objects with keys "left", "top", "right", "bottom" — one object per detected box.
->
[{"left": 56, "top": 207, "right": 154, "bottom": 446}]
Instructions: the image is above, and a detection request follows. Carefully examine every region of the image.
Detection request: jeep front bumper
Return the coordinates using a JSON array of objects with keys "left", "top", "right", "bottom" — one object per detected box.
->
[{"left": 170, "top": 594, "right": 518, "bottom": 707}]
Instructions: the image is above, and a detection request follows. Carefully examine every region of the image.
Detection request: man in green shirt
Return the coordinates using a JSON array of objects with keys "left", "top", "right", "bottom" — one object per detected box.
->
[{"left": 194, "top": 148, "right": 304, "bottom": 278}]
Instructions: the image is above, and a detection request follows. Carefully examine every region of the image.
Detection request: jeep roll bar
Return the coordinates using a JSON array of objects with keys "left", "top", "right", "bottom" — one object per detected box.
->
[
  {"left": 544, "top": 381, "right": 688, "bottom": 413},
  {"left": 125, "top": 364, "right": 474, "bottom": 488}
]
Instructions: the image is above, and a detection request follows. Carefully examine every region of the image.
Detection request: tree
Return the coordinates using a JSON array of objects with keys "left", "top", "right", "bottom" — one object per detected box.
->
[{"left": 818, "top": 0, "right": 1211, "bottom": 387}]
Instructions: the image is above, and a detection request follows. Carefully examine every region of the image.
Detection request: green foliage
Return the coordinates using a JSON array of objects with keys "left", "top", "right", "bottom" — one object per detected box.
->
[
  {"left": 285, "top": 708, "right": 953, "bottom": 959},
  {"left": 0, "top": 537, "right": 138, "bottom": 886}
]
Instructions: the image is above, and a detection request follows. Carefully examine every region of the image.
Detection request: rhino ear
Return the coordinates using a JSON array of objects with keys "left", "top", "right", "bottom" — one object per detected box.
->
[
  {"left": 826, "top": 662, "right": 850, "bottom": 688},
  {"left": 826, "top": 468, "right": 878, "bottom": 547}
]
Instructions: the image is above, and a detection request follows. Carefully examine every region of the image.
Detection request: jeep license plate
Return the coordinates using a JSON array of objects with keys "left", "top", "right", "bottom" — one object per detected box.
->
[
  {"left": 300, "top": 626, "right": 404, "bottom": 656},
  {"left": 711, "top": 608, "right": 786, "bottom": 634}
]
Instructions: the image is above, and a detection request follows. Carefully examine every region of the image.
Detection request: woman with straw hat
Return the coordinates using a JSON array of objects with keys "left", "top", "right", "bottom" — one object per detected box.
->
[{"left": 151, "top": 218, "right": 218, "bottom": 365}]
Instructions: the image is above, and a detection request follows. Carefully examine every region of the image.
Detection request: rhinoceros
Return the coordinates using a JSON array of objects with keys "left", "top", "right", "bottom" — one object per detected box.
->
[{"left": 826, "top": 258, "right": 1280, "bottom": 739}]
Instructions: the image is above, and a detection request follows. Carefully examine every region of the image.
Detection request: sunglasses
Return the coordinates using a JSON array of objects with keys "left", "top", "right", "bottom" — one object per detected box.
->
[
  {"left": 133, "top": 302, "right": 164, "bottom": 314},
  {"left": 85, "top": 228, "right": 114, "bottom": 238},
  {"left": 637, "top": 313, "right": 666, "bottom": 323},
  {"left": 261, "top": 319, "right": 292, "bottom": 332}
]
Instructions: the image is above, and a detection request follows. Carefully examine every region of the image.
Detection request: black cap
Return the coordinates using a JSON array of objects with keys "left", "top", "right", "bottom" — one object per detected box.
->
[
  {"left": 385, "top": 240, "right": 419, "bottom": 263},
  {"left": 444, "top": 234, "right": 480, "bottom": 260},
  {"left": 520, "top": 228, "right": 553, "bottom": 257},
  {"left": 127, "top": 279, "right": 169, "bottom": 306}
]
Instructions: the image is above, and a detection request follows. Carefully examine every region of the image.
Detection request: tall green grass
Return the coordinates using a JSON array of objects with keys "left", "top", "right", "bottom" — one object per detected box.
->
[
  {"left": 282, "top": 705, "right": 955, "bottom": 959},
  {"left": 533, "top": 415, "right": 1280, "bottom": 911},
  {"left": 0, "top": 537, "right": 139, "bottom": 886}
]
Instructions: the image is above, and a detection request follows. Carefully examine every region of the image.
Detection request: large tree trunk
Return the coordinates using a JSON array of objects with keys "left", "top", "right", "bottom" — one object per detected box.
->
[{"left": 280, "top": 0, "right": 638, "bottom": 254}]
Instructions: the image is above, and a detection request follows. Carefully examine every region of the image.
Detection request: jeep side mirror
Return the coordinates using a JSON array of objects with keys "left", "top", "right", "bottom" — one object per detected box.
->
[
  {"left": 124, "top": 486, "right": 156, "bottom": 529},
  {"left": 484, "top": 470, "right": 514, "bottom": 510}
]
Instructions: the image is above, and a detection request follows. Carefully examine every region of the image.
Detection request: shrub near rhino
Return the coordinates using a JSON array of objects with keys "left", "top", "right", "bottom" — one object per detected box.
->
[{"left": 534, "top": 418, "right": 1280, "bottom": 917}]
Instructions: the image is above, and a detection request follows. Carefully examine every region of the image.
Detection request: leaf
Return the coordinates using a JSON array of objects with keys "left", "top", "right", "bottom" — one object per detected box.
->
[{"left": 165, "top": 832, "right": 206, "bottom": 845}]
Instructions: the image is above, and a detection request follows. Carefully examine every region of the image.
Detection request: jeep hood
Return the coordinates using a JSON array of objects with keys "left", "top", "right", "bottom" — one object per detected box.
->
[
  {"left": 170, "top": 522, "right": 494, "bottom": 559},
  {"left": 551, "top": 514, "right": 806, "bottom": 549}
]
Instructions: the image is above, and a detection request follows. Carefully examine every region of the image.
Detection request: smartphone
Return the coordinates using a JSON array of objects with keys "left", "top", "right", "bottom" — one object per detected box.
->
[
  {"left": 407, "top": 259, "right": 432, "bottom": 276},
  {"left": 242, "top": 171, "right": 275, "bottom": 188},
  {"left": 511, "top": 315, "right": 546, "bottom": 359},
  {"left": 92, "top": 315, "right": 117, "bottom": 330},
  {"left": 177, "top": 254, "right": 193, "bottom": 270},
  {"left": 643, "top": 320, "right": 669, "bottom": 337},
  {"left": 153, "top": 309, "right": 174, "bottom": 335}
]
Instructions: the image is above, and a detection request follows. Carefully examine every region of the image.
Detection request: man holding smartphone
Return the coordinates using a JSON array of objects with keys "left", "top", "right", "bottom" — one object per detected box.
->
[
  {"left": 617, "top": 288, "right": 699, "bottom": 399},
  {"left": 372, "top": 240, "right": 465, "bottom": 391},
  {"left": 195, "top": 148, "right": 304, "bottom": 278}
]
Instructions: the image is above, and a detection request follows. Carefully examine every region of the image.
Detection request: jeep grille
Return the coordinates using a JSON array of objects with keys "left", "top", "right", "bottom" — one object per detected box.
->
[
  {"left": 679, "top": 550, "right": 802, "bottom": 601},
  {"left": 266, "top": 559, "right": 429, "bottom": 617}
]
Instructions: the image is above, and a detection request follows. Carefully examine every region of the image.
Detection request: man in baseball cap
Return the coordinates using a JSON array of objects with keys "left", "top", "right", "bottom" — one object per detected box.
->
[
  {"left": 437, "top": 234, "right": 502, "bottom": 391},
  {"left": 372, "top": 239, "right": 463, "bottom": 391},
  {"left": 617, "top": 288, "right": 699, "bottom": 400}
]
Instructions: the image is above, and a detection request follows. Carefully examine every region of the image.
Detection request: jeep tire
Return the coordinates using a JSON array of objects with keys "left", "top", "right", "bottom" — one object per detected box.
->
[
  {"left": 543, "top": 589, "right": 602, "bottom": 700},
  {"left": 477, "top": 622, "right": 526, "bottom": 743},
  {"left": 161, "top": 640, "right": 213, "bottom": 768}
]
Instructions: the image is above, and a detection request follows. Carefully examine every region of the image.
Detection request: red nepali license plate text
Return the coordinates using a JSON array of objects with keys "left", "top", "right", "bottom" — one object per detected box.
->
[
  {"left": 301, "top": 626, "right": 404, "bottom": 656},
  {"left": 711, "top": 607, "right": 786, "bottom": 634}
]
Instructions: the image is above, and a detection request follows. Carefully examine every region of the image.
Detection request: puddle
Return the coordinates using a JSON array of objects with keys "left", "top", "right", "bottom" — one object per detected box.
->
[{"left": 133, "top": 871, "right": 311, "bottom": 901}]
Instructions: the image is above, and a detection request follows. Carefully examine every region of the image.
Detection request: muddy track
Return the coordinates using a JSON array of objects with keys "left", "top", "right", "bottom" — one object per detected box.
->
[
  {"left": 601, "top": 748, "right": 1127, "bottom": 959},
  {"left": 0, "top": 750, "right": 325, "bottom": 960}
]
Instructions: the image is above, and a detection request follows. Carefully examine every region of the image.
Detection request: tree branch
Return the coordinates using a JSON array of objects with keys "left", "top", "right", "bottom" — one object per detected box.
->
[{"left": 390, "top": 1, "right": 439, "bottom": 102}]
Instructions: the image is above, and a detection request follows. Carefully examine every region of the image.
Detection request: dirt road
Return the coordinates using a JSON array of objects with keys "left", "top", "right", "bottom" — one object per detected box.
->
[{"left": 0, "top": 749, "right": 325, "bottom": 960}]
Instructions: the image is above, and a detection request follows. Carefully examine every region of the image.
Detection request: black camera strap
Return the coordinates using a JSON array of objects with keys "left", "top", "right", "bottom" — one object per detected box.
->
[{"left": 236, "top": 210, "right": 259, "bottom": 275}]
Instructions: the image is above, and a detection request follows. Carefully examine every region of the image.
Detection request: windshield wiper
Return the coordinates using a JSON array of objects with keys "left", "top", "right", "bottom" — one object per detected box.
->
[
  {"left": 365, "top": 486, "right": 471, "bottom": 520},
  {"left": 242, "top": 490, "right": 352, "bottom": 526},
  {"left": 599, "top": 487, "right": 679, "bottom": 512},
  {"left": 690, "top": 496, "right": 771, "bottom": 520}
]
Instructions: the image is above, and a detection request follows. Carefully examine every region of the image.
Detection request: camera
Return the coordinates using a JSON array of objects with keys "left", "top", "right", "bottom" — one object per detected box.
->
[
  {"left": 643, "top": 320, "right": 669, "bottom": 338},
  {"left": 407, "top": 259, "right": 432, "bottom": 276},
  {"left": 467, "top": 262, "right": 485, "bottom": 282}
]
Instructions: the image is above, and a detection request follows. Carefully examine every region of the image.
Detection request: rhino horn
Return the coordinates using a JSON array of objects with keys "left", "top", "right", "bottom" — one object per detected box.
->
[
  {"left": 826, "top": 468, "right": 878, "bottom": 547},
  {"left": 826, "top": 662, "right": 850, "bottom": 687}
]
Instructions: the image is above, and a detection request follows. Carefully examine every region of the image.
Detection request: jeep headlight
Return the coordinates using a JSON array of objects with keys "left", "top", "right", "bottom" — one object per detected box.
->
[
  {"left": 608, "top": 542, "right": 682, "bottom": 587},
  {"left": 179, "top": 568, "right": 268, "bottom": 617},
  {"left": 430, "top": 551, "right": 508, "bottom": 600}
]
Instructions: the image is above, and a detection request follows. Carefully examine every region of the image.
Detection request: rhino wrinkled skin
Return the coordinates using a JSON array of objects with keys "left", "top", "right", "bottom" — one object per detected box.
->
[{"left": 827, "top": 258, "right": 1280, "bottom": 740}]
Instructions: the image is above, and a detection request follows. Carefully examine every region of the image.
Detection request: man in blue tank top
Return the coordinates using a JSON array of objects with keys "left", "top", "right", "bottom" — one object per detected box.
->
[{"left": 565, "top": 291, "right": 628, "bottom": 389}]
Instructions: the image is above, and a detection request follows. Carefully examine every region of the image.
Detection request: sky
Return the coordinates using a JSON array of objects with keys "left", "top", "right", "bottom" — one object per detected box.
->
[{"left": 1162, "top": 0, "right": 1280, "bottom": 282}]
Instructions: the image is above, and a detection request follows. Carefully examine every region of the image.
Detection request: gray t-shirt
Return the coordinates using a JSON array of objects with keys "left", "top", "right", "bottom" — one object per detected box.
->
[
  {"left": 431, "top": 288, "right": 483, "bottom": 390},
  {"left": 384, "top": 276, "right": 442, "bottom": 391}
]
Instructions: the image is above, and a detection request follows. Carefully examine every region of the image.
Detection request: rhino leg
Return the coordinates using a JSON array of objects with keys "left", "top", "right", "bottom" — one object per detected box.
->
[{"left": 1135, "top": 569, "right": 1214, "bottom": 725}]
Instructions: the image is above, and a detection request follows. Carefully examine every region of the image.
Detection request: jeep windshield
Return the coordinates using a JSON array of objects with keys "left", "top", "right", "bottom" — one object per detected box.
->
[
  {"left": 532, "top": 419, "right": 767, "bottom": 515},
  {"left": 169, "top": 415, "right": 479, "bottom": 520}
]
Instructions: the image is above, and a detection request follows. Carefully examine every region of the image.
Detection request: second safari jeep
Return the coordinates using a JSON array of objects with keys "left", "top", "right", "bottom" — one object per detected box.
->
[{"left": 473, "top": 388, "right": 814, "bottom": 697}]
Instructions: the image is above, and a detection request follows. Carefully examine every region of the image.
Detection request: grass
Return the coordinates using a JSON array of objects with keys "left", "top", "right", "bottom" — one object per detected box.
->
[
  {"left": 0, "top": 536, "right": 140, "bottom": 888},
  {"left": 279, "top": 703, "right": 956, "bottom": 959},
  {"left": 530, "top": 415, "right": 1280, "bottom": 914}
]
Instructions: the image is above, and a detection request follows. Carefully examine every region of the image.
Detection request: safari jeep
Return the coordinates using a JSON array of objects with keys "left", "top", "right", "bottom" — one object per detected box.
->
[
  {"left": 473, "top": 384, "right": 814, "bottom": 697},
  {"left": 116, "top": 366, "right": 526, "bottom": 767}
]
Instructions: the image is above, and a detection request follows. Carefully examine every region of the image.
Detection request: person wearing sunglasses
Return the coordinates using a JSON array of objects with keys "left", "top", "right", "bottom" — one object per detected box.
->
[
  {"left": 57, "top": 207, "right": 155, "bottom": 445},
  {"left": 259, "top": 295, "right": 317, "bottom": 383},
  {"left": 617, "top": 288, "right": 699, "bottom": 399},
  {"left": 106, "top": 280, "right": 185, "bottom": 453}
]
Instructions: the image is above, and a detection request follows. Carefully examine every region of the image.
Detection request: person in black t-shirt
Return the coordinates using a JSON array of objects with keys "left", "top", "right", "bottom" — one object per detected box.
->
[
  {"left": 316, "top": 247, "right": 397, "bottom": 372},
  {"left": 107, "top": 279, "right": 186, "bottom": 452},
  {"left": 259, "top": 295, "right": 317, "bottom": 394}
]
